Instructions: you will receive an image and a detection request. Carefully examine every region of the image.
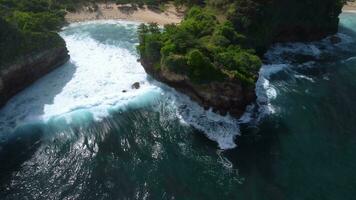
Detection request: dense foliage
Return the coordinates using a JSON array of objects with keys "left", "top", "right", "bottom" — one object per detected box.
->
[
  {"left": 0, "top": 0, "right": 203, "bottom": 67},
  {"left": 0, "top": 0, "right": 350, "bottom": 83},
  {"left": 227, "top": 0, "right": 349, "bottom": 53},
  {"left": 0, "top": 0, "right": 68, "bottom": 67},
  {"left": 138, "top": 6, "right": 261, "bottom": 85}
]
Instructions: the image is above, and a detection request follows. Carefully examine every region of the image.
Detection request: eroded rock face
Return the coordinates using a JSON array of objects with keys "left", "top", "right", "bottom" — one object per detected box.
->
[
  {"left": 229, "top": 0, "right": 343, "bottom": 54},
  {"left": 0, "top": 47, "right": 69, "bottom": 108},
  {"left": 141, "top": 58, "right": 256, "bottom": 118}
]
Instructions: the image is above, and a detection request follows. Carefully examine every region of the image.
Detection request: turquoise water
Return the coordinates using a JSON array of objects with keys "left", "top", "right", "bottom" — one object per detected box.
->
[{"left": 0, "top": 14, "right": 356, "bottom": 199}]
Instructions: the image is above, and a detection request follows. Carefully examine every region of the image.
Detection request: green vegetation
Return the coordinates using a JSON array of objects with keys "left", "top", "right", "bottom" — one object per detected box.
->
[
  {"left": 0, "top": 0, "right": 67, "bottom": 67},
  {"left": 0, "top": 0, "right": 200, "bottom": 67},
  {"left": 138, "top": 6, "right": 260, "bottom": 85},
  {"left": 227, "top": 0, "right": 350, "bottom": 53},
  {"left": 0, "top": 0, "right": 350, "bottom": 84}
]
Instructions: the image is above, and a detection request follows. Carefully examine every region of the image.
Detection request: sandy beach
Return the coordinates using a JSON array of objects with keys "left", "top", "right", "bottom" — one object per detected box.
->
[
  {"left": 343, "top": 1, "right": 356, "bottom": 12},
  {"left": 65, "top": 3, "right": 184, "bottom": 25}
]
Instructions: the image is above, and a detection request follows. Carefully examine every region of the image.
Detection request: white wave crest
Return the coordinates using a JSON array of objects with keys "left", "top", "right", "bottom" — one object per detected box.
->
[
  {"left": 149, "top": 82, "right": 241, "bottom": 150},
  {"left": 0, "top": 21, "right": 241, "bottom": 150},
  {"left": 254, "top": 64, "right": 289, "bottom": 118},
  {"left": 0, "top": 22, "right": 159, "bottom": 133}
]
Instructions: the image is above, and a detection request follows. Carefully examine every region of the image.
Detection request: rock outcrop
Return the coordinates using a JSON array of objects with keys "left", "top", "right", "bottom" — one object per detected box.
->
[
  {"left": 0, "top": 47, "right": 69, "bottom": 108},
  {"left": 229, "top": 0, "right": 344, "bottom": 53},
  {"left": 131, "top": 82, "right": 141, "bottom": 89},
  {"left": 141, "top": 58, "right": 256, "bottom": 118}
]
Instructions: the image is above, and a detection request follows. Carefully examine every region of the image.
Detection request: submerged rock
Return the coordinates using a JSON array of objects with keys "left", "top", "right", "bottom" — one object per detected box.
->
[
  {"left": 330, "top": 35, "right": 342, "bottom": 44},
  {"left": 131, "top": 82, "right": 140, "bottom": 89},
  {"left": 0, "top": 47, "right": 69, "bottom": 108}
]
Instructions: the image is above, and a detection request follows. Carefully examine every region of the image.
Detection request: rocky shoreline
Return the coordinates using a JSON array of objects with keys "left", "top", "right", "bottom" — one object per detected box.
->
[
  {"left": 140, "top": 58, "right": 256, "bottom": 118},
  {"left": 0, "top": 47, "right": 69, "bottom": 108}
]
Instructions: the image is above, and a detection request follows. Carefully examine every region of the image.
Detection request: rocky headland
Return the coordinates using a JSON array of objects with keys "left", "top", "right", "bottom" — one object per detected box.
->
[
  {"left": 141, "top": 58, "right": 255, "bottom": 117},
  {"left": 0, "top": 47, "right": 69, "bottom": 108}
]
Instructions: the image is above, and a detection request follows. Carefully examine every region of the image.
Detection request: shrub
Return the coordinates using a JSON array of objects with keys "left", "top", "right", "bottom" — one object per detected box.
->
[
  {"left": 163, "top": 54, "right": 188, "bottom": 74},
  {"left": 186, "top": 49, "right": 225, "bottom": 83}
]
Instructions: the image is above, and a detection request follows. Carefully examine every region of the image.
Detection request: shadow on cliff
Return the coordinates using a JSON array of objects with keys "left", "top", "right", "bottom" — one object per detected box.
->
[
  {"left": 0, "top": 61, "right": 76, "bottom": 187},
  {"left": 0, "top": 61, "right": 76, "bottom": 131}
]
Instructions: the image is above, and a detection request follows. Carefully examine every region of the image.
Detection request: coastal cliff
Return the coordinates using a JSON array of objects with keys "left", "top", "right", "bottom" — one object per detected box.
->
[
  {"left": 0, "top": 47, "right": 69, "bottom": 108},
  {"left": 229, "top": 0, "right": 345, "bottom": 53},
  {"left": 0, "top": 11, "right": 69, "bottom": 109},
  {"left": 141, "top": 58, "right": 256, "bottom": 117}
]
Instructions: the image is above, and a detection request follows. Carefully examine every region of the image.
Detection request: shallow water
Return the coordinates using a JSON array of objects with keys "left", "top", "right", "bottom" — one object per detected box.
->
[{"left": 1, "top": 14, "right": 356, "bottom": 199}]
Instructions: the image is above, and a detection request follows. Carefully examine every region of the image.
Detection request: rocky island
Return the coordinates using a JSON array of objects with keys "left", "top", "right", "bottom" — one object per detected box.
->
[{"left": 138, "top": 0, "right": 347, "bottom": 118}]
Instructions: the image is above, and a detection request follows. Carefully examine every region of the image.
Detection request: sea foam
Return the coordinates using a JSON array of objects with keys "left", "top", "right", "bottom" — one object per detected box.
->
[
  {"left": 0, "top": 21, "right": 241, "bottom": 149},
  {"left": 0, "top": 22, "right": 159, "bottom": 133},
  {"left": 2, "top": 21, "right": 353, "bottom": 149}
]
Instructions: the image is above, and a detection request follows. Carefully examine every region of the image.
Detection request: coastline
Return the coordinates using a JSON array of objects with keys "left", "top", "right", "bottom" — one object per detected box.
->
[
  {"left": 65, "top": 3, "right": 184, "bottom": 25},
  {"left": 343, "top": 2, "right": 356, "bottom": 12}
]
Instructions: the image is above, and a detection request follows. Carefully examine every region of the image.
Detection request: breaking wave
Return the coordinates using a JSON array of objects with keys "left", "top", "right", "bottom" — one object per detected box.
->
[
  {"left": 0, "top": 21, "right": 241, "bottom": 149},
  {"left": 0, "top": 17, "right": 355, "bottom": 150}
]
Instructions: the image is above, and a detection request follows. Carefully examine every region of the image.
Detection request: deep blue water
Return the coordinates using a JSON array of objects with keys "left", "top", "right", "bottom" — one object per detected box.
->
[{"left": 0, "top": 13, "right": 356, "bottom": 200}]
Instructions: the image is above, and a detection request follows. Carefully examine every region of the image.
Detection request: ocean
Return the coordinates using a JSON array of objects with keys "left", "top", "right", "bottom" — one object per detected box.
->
[{"left": 0, "top": 13, "right": 355, "bottom": 200}]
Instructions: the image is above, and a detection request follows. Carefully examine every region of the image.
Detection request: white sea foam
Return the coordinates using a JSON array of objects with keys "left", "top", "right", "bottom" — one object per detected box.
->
[
  {"left": 2, "top": 20, "right": 354, "bottom": 149},
  {"left": 174, "top": 94, "right": 240, "bottom": 149},
  {"left": 149, "top": 83, "right": 241, "bottom": 150},
  {"left": 254, "top": 64, "right": 289, "bottom": 118},
  {"left": 343, "top": 56, "right": 356, "bottom": 63},
  {"left": 43, "top": 35, "right": 157, "bottom": 119},
  {"left": 63, "top": 20, "right": 141, "bottom": 29},
  {"left": 0, "top": 22, "right": 159, "bottom": 133},
  {"left": 254, "top": 31, "right": 355, "bottom": 120},
  {"left": 0, "top": 21, "right": 241, "bottom": 150},
  {"left": 265, "top": 33, "right": 354, "bottom": 64}
]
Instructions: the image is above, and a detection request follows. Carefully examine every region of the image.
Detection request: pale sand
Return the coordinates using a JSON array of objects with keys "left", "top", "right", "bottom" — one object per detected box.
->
[
  {"left": 65, "top": 3, "right": 184, "bottom": 25},
  {"left": 343, "top": 2, "right": 356, "bottom": 12}
]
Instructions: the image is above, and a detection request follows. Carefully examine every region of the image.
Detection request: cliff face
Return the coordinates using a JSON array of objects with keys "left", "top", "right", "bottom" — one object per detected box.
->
[
  {"left": 0, "top": 47, "right": 69, "bottom": 108},
  {"left": 141, "top": 58, "right": 256, "bottom": 118},
  {"left": 140, "top": 0, "right": 345, "bottom": 119},
  {"left": 229, "top": 0, "right": 344, "bottom": 53}
]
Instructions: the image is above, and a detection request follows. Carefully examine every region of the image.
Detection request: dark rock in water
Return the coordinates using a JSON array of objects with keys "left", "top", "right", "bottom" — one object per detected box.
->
[
  {"left": 140, "top": 58, "right": 255, "bottom": 118},
  {"left": 131, "top": 82, "right": 140, "bottom": 89},
  {"left": 0, "top": 47, "right": 69, "bottom": 108},
  {"left": 122, "top": 90, "right": 127, "bottom": 93},
  {"left": 330, "top": 35, "right": 342, "bottom": 44}
]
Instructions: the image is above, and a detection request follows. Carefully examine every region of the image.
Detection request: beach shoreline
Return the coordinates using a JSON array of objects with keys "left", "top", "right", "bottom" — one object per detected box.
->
[
  {"left": 343, "top": 1, "right": 356, "bottom": 12},
  {"left": 65, "top": 3, "right": 184, "bottom": 25}
]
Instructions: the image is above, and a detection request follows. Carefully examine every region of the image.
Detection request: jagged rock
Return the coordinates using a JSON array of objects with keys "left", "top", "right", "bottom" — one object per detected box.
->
[
  {"left": 140, "top": 58, "right": 255, "bottom": 118},
  {"left": 131, "top": 82, "right": 140, "bottom": 89}
]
